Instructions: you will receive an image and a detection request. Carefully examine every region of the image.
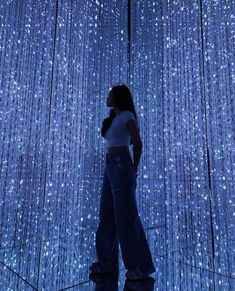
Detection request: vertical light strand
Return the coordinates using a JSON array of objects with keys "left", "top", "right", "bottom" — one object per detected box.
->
[
  {"left": 127, "top": 0, "right": 131, "bottom": 84},
  {"left": 0, "top": 0, "right": 234, "bottom": 288},
  {"left": 199, "top": 0, "right": 215, "bottom": 259}
]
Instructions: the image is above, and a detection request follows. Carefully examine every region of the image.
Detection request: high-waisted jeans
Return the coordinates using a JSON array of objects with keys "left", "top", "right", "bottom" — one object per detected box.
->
[{"left": 95, "top": 150, "right": 155, "bottom": 273}]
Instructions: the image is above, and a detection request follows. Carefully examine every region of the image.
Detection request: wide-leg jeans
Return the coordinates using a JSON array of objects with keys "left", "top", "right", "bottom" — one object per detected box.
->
[{"left": 95, "top": 150, "right": 155, "bottom": 273}]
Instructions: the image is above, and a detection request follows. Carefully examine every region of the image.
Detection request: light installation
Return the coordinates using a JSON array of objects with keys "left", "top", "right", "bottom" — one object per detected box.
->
[{"left": 0, "top": 0, "right": 234, "bottom": 289}]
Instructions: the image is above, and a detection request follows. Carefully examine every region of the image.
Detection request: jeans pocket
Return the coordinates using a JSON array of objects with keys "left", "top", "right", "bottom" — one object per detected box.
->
[
  {"left": 116, "top": 157, "right": 135, "bottom": 177},
  {"left": 116, "top": 158, "right": 127, "bottom": 169},
  {"left": 115, "top": 155, "right": 132, "bottom": 165}
]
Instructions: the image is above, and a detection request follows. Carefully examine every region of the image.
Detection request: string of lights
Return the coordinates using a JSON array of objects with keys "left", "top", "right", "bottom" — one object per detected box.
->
[{"left": 0, "top": 0, "right": 234, "bottom": 289}]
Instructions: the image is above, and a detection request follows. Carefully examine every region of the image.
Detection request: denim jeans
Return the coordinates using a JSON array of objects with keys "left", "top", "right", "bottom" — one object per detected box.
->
[{"left": 95, "top": 150, "right": 155, "bottom": 273}]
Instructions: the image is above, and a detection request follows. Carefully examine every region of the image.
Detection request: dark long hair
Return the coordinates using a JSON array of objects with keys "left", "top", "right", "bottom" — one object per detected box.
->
[{"left": 101, "top": 84, "right": 139, "bottom": 145}]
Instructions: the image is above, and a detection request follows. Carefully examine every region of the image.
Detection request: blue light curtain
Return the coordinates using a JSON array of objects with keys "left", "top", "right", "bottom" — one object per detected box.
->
[{"left": 0, "top": 0, "right": 234, "bottom": 289}]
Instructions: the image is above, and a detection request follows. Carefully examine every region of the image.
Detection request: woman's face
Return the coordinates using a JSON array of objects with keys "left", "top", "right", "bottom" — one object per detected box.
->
[{"left": 107, "top": 91, "right": 116, "bottom": 107}]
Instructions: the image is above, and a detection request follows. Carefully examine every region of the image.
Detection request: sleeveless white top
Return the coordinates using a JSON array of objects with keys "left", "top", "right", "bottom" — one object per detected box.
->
[{"left": 104, "top": 111, "right": 137, "bottom": 148}]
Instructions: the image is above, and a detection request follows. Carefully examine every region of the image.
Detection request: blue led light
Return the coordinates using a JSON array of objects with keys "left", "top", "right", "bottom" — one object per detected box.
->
[{"left": 0, "top": 0, "right": 234, "bottom": 289}]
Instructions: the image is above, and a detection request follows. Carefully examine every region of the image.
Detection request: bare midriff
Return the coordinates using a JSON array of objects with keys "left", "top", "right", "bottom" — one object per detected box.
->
[{"left": 106, "top": 145, "right": 129, "bottom": 154}]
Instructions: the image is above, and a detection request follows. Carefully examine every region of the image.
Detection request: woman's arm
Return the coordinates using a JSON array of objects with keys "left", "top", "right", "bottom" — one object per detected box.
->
[{"left": 125, "top": 119, "right": 143, "bottom": 170}]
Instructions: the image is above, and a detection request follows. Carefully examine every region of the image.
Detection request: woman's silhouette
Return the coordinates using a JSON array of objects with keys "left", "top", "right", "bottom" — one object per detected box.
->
[{"left": 89, "top": 84, "right": 155, "bottom": 280}]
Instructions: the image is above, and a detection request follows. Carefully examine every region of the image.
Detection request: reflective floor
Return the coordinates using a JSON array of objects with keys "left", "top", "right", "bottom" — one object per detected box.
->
[
  {"left": 0, "top": 227, "right": 234, "bottom": 290},
  {"left": 0, "top": 0, "right": 234, "bottom": 290}
]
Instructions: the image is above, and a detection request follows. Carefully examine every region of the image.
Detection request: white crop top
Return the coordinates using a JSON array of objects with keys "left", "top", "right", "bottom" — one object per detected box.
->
[{"left": 104, "top": 111, "right": 137, "bottom": 148}]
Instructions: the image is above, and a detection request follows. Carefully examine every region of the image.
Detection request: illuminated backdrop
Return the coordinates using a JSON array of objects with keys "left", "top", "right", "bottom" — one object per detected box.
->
[{"left": 0, "top": 0, "right": 234, "bottom": 289}]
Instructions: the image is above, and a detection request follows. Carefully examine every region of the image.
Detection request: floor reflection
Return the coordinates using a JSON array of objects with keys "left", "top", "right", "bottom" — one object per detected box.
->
[
  {"left": 89, "top": 271, "right": 155, "bottom": 291},
  {"left": 0, "top": 228, "right": 235, "bottom": 290}
]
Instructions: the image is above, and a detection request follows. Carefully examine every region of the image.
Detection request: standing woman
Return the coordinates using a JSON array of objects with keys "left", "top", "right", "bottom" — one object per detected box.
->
[{"left": 89, "top": 85, "right": 155, "bottom": 280}]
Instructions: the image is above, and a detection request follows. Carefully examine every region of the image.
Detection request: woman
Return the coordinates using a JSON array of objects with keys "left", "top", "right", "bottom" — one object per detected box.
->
[{"left": 89, "top": 84, "right": 155, "bottom": 280}]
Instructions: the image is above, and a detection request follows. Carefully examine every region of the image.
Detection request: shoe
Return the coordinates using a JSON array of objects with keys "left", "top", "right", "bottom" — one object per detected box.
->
[
  {"left": 125, "top": 276, "right": 155, "bottom": 290},
  {"left": 125, "top": 265, "right": 155, "bottom": 280},
  {"left": 89, "top": 261, "right": 119, "bottom": 275},
  {"left": 89, "top": 270, "right": 119, "bottom": 285}
]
